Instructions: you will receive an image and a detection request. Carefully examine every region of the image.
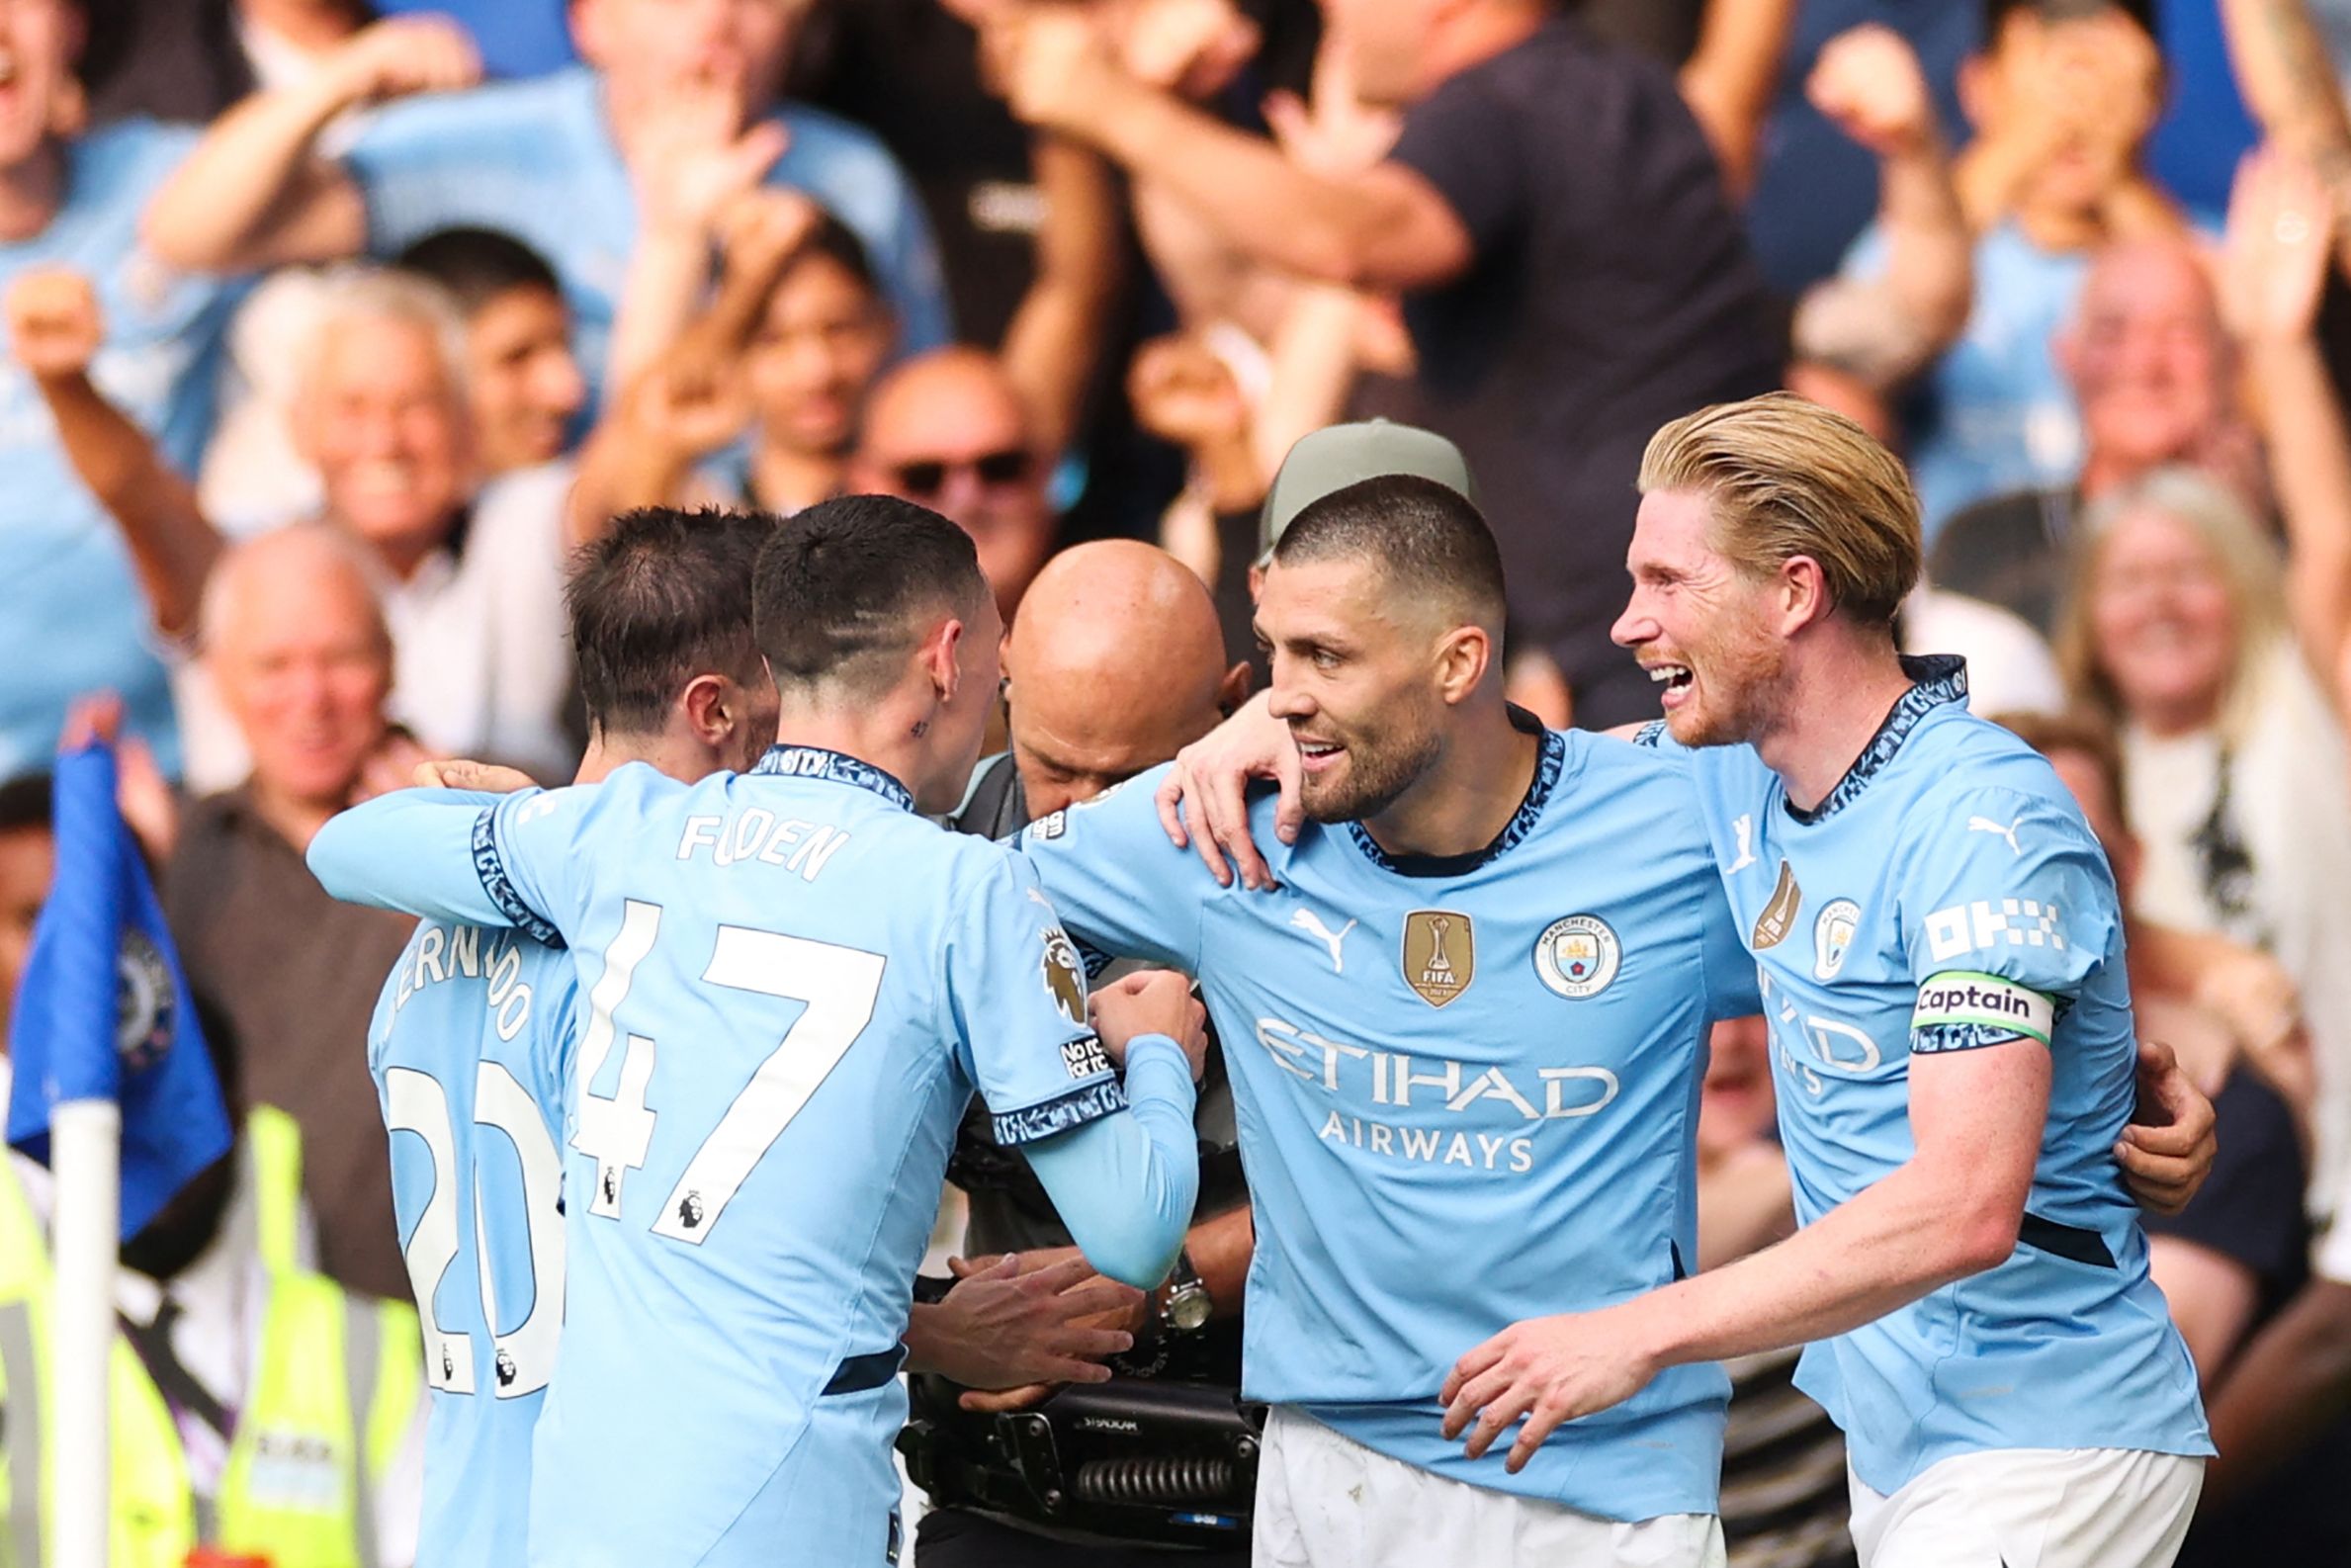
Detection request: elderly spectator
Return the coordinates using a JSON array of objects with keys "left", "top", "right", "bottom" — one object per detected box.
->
[
  {"left": 1839, "top": 0, "right": 2180, "bottom": 534},
  {"left": 851, "top": 345, "right": 1056, "bottom": 621},
  {"left": 0, "top": 0, "right": 247, "bottom": 784},
  {"left": 984, "top": 0, "right": 1779, "bottom": 729},
  {"left": 1932, "top": 235, "right": 2255, "bottom": 633},
  {"left": 162, "top": 525, "right": 420, "bottom": 1299},
  {"left": 140, "top": 0, "right": 949, "bottom": 403},
  {"left": 2055, "top": 467, "right": 2351, "bottom": 1214},
  {"left": 198, "top": 228, "right": 591, "bottom": 531},
  {"left": 8, "top": 264, "right": 576, "bottom": 785}
]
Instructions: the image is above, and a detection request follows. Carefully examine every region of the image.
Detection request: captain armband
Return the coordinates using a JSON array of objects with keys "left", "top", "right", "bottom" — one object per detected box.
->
[{"left": 1911, "top": 972, "right": 2055, "bottom": 1052}]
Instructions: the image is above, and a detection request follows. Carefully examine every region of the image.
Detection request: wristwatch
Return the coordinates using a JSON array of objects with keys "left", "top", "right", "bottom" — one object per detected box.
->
[{"left": 1160, "top": 1248, "right": 1213, "bottom": 1335}]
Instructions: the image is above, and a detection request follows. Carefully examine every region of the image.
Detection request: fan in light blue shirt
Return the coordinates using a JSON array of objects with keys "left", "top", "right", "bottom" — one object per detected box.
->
[{"left": 0, "top": 120, "right": 245, "bottom": 781}]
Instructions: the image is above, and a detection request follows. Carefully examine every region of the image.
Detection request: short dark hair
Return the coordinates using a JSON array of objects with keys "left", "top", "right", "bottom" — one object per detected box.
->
[
  {"left": 753, "top": 494, "right": 987, "bottom": 696},
  {"left": 566, "top": 507, "right": 776, "bottom": 738},
  {"left": 0, "top": 772, "right": 51, "bottom": 835},
  {"left": 394, "top": 227, "right": 565, "bottom": 318},
  {"left": 1270, "top": 474, "right": 1508, "bottom": 625},
  {"left": 1984, "top": 0, "right": 2156, "bottom": 44},
  {"left": 790, "top": 211, "right": 881, "bottom": 298}
]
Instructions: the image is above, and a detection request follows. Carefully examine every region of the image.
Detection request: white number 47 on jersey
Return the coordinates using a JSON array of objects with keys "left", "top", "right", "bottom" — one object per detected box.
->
[{"left": 570, "top": 901, "right": 886, "bottom": 1243}]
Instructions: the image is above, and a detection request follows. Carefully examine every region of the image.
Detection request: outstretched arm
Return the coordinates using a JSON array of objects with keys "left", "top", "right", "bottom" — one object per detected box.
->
[
  {"left": 1678, "top": 0, "right": 1798, "bottom": 201},
  {"left": 305, "top": 787, "right": 519, "bottom": 926},
  {"left": 140, "top": 16, "right": 479, "bottom": 271},
  {"left": 1793, "top": 24, "right": 1972, "bottom": 390},
  {"left": 1440, "top": 1035, "right": 2048, "bottom": 1471},
  {"left": 2221, "top": 148, "right": 2351, "bottom": 710},
  {"left": 7, "top": 270, "right": 221, "bottom": 639},
  {"left": 1001, "top": 135, "right": 1127, "bottom": 459},
  {"left": 986, "top": 7, "right": 1470, "bottom": 292}
]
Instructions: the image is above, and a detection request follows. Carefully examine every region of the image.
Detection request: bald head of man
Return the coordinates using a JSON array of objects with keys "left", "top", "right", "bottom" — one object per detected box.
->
[
  {"left": 203, "top": 525, "right": 394, "bottom": 830},
  {"left": 2055, "top": 235, "right": 2236, "bottom": 485},
  {"left": 1003, "top": 540, "right": 1252, "bottom": 816},
  {"left": 851, "top": 346, "right": 1055, "bottom": 620}
]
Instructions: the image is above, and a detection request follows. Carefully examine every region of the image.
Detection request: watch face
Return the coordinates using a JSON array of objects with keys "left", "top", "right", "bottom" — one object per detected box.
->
[{"left": 1168, "top": 1288, "right": 1213, "bottom": 1334}]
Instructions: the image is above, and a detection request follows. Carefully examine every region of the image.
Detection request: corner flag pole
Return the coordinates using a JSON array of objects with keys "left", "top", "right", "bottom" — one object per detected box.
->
[{"left": 50, "top": 1096, "right": 118, "bottom": 1568}]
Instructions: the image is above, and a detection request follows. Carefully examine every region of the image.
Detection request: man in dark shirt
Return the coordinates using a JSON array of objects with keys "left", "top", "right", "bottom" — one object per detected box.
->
[
  {"left": 163, "top": 527, "right": 416, "bottom": 1300},
  {"left": 987, "top": 0, "right": 1780, "bottom": 729},
  {"left": 914, "top": 538, "right": 1254, "bottom": 1567}
]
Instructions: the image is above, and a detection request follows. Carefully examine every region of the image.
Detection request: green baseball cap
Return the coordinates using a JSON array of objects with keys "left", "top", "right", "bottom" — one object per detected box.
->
[{"left": 1259, "top": 418, "right": 1478, "bottom": 563}]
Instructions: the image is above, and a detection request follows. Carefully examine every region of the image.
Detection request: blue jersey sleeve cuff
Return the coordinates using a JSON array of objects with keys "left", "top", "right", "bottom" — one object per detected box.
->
[
  {"left": 991, "top": 1077, "right": 1130, "bottom": 1146},
  {"left": 471, "top": 803, "right": 564, "bottom": 949}
]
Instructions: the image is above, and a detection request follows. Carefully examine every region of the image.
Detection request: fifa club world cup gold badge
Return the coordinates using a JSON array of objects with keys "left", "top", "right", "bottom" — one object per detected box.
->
[{"left": 1402, "top": 911, "right": 1474, "bottom": 1007}]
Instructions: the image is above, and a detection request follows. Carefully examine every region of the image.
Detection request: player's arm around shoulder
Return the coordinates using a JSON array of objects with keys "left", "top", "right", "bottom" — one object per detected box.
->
[
  {"left": 307, "top": 785, "right": 518, "bottom": 923},
  {"left": 1011, "top": 762, "right": 1230, "bottom": 973},
  {"left": 942, "top": 847, "right": 1204, "bottom": 1289}
]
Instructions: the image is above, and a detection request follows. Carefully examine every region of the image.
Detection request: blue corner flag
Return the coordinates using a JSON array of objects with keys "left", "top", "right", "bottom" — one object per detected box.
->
[{"left": 7, "top": 740, "right": 234, "bottom": 1239}]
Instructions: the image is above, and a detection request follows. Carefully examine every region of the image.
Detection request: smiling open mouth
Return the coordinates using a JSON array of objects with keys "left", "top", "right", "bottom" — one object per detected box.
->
[{"left": 1647, "top": 663, "right": 1694, "bottom": 694}]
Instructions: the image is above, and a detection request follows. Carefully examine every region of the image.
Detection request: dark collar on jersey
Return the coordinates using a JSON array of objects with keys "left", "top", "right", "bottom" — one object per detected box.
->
[
  {"left": 751, "top": 744, "right": 916, "bottom": 813},
  {"left": 1348, "top": 706, "right": 1566, "bottom": 879},
  {"left": 1785, "top": 653, "right": 1968, "bottom": 826}
]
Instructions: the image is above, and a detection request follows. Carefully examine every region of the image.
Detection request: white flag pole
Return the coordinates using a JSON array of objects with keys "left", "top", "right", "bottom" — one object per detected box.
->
[{"left": 49, "top": 1096, "right": 119, "bottom": 1568}]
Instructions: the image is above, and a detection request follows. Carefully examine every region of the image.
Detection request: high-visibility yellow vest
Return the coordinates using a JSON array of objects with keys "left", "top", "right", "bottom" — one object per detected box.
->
[
  {"left": 245, "top": 1104, "right": 305, "bottom": 1279},
  {"left": 0, "top": 1121, "right": 421, "bottom": 1568}
]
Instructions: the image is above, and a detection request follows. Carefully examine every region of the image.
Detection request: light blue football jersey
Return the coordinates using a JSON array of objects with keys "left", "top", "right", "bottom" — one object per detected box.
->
[
  {"left": 309, "top": 745, "right": 1196, "bottom": 1567},
  {"left": 1017, "top": 721, "right": 1762, "bottom": 1523},
  {"left": 368, "top": 921, "right": 574, "bottom": 1568},
  {"left": 1638, "top": 656, "right": 2212, "bottom": 1493}
]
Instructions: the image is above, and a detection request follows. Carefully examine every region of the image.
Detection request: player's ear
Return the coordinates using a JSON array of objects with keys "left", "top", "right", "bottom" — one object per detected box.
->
[
  {"left": 920, "top": 614, "right": 967, "bottom": 705},
  {"left": 1433, "top": 623, "right": 1490, "bottom": 706},
  {"left": 679, "top": 672, "right": 735, "bottom": 745},
  {"left": 1780, "top": 556, "right": 1833, "bottom": 636},
  {"left": 1216, "top": 659, "right": 1254, "bottom": 716}
]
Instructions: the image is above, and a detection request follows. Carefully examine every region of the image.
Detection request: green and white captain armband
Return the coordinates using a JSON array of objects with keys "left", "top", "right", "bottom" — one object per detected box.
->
[{"left": 1912, "top": 972, "right": 2056, "bottom": 1052}]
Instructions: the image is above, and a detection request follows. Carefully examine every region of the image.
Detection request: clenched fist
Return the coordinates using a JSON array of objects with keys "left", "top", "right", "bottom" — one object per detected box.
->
[
  {"left": 322, "top": 16, "right": 481, "bottom": 110},
  {"left": 6, "top": 267, "right": 103, "bottom": 382},
  {"left": 1807, "top": 24, "right": 1938, "bottom": 161}
]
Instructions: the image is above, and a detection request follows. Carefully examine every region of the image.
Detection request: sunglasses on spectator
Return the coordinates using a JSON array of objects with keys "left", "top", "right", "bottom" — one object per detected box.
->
[{"left": 892, "top": 449, "right": 1034, "bottom": 497}]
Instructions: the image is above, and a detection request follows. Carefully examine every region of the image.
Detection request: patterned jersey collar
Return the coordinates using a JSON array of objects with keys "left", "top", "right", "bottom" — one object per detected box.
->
[
  {"left": 1348, "top": 709, "right": 1566, "bottom": 879},
  {"left": 1785, "top": 653, "right": 1968, "bottom": 826},
  {"left": 751, "top": 744, "right": 916, "bottom": 814}
]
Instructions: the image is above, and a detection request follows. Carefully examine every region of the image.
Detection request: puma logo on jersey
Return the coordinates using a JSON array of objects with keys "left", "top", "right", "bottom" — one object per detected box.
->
[
  {"left": 1967, "top": 816, "right": 2025, "bottom": 857},
  {"left": 1727, "top": 814, "right": 1756, "bottom": 873},
  {"left": 1289, "top": 908, "right": 1357, "bottom": 973}
]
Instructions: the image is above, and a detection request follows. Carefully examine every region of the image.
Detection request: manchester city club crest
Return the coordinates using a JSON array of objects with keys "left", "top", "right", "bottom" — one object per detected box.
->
[
  {"left": 1533, "top": 915, "right": 1621, "bottom": 1000},
  {"left": 1752, "top": 860, "right": 1802, "bottom": 950},
  {"left": 1401, "top": 910, "right": 1474, "bottom": 1007},
  {"left": 1813, "top": 899, "right": 1861, "bottom": 982}
]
